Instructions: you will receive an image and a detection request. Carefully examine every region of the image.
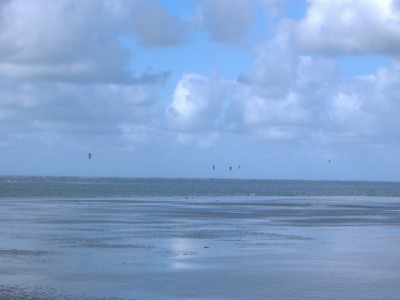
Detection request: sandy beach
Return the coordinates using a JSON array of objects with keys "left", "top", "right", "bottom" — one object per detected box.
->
[{"left": 1, "top": 196, "right": 400, "bottom": 299}]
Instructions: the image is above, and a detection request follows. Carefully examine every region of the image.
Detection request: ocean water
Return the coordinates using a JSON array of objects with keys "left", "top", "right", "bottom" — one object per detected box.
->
[
  {"left": 1, "top": 176, "right": 400, "bottom": 299},
  {"left": 1, "top": 176, "right": 400, "bottom": 198}
]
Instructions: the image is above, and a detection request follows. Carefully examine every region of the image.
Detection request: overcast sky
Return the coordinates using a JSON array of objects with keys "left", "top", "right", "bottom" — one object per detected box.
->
[{"left": 1, "top": 0, "right": 400, "bottom": 181}]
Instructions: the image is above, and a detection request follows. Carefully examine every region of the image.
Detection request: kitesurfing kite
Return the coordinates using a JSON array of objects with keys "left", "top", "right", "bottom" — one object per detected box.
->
[{"left": 88, "top": 152, "right": 92, "bottom": 160}]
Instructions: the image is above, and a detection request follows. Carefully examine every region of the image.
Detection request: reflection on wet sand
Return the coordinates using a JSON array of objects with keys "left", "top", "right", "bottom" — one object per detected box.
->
[{"left": 1, "top": 197, "right": 400, "bottom": 299}]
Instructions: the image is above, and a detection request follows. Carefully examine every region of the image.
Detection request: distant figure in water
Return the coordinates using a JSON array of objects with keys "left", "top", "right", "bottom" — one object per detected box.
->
[
  {"left": 88, "top": 152, "right": 92, "bottom": 160},
  {"left": 213, "top": 165, "right": 215, "bottom": 170},
  {"left": 229, "top": 166, "right": 232, "bottom": 171}
]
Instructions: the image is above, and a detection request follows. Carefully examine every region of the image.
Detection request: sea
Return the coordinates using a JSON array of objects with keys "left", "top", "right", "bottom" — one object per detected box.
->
[
  {"left": 1, "top": 175, "right": 400, "bottom": 198},
  {"left": 2, "top": 176, "right": 400, "bottom": 299}
]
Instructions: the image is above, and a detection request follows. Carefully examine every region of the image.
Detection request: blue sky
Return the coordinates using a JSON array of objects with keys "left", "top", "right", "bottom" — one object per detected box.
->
[{"left": 1, "top": 0, "right": 400, "bottom": 181}]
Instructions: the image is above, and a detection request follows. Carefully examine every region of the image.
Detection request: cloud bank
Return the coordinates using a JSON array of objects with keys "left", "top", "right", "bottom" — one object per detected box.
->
[
  {"left": 200, "top": 0, "right": 256, "bottom": 44},
  {"left": 131, "top": 0, "right": 187, "bottom": 48},
  {"left": 0, "top": 0, "right": 170, "bottom": 151},
  {"left": 2, "top": 0, "right": 400, "bottom": 179},
  {"left": 295, "top": 0, "right": 400, "bottom": 54}
]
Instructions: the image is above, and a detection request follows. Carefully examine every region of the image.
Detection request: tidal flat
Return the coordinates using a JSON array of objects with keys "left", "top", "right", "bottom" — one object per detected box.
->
[{"left": 1, "top": 196, "right": 400, "bottom": 299}]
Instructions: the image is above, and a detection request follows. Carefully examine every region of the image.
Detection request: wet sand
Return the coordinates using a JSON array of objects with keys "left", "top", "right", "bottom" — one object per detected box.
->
[{"left": 1, "top": 196, "right": 400, "bottom": 299}]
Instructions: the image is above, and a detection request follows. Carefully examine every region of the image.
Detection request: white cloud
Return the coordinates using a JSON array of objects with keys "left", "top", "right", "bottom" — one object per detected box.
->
[
  {"left": 228, "top": 23, "right": 338, "bottom": 140},
  {"left": 243, "top": 93, "right": 309, "bottom": 126},
  {"left": 226, "top": 89, "right": 311, "bottom": 140},
  {"left": 165, "top": 22, "right": 340, "bottom": 143},
  {"left": 200, "top": 0, "right": 256, "bottom": 44},
  {"left": 295, "top": 0, "right": 400, "bottom": 54},
  {"left": 237, "top": 23, "right": 297, "bottom": 95},
  {"left": 0, "top": 0, "right": 169, "bottom": 84},
  {"left": 0, "top": 0, "right": 169, "bottom": 150},
  {"left": 0, "top": 80, "right": 160, "bottom": 147},
  {"left": 330, "top": 61, "right": 400, "bottom": 140},
  {"left": 131, "top": 0, "right": 187, "bottom": 48},
  {"left": 166, "top": 73, "right": 228, "bottom": 132}
]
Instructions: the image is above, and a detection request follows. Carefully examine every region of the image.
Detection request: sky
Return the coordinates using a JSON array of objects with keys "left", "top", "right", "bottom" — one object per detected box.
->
[{"left": 1, "top": 0, "right": 400, "bottom": 181}]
